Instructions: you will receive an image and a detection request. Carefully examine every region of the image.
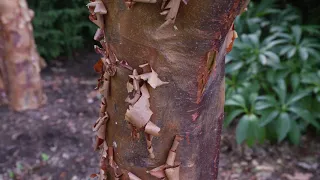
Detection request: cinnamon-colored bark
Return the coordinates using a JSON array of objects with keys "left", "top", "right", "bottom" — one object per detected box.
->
[
  {"left": 90, "top": 0, "right": 247, "bottom": 179},
  {"left": 0, "top": 0, "right": 45, "bottom": 111},
  {"left": 0, "top": 24, "right": 8, "bottom": 105}
]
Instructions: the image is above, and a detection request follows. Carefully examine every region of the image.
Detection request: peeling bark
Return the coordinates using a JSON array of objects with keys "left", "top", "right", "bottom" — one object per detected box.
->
[
  {"left": 88, "top": 0, "right": 247, "bottom": 179},
  {"left": 0, "top": 0, "right": 45, "bottom": 111}
]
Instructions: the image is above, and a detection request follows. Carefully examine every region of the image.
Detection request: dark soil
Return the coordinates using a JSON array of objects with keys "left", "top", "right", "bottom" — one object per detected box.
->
[{"left": 0, "top": 53, "right": 319, "bottom": 180}]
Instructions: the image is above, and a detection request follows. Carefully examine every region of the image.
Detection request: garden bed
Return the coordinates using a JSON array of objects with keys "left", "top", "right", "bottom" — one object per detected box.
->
[{"left": 0, "top": 53, "right": 318, "bottom": 180}]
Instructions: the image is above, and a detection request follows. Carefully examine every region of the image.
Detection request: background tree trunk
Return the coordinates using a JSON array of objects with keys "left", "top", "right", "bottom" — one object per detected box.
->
[
  {"left": 0, "top": 24, "right": 8, "bottom": 106},
  {"left": 0, "top": 0, "right": 45, "bottom": 111},
  {"left": 90, "top": 0, "right": 247, "bottom": 179}
]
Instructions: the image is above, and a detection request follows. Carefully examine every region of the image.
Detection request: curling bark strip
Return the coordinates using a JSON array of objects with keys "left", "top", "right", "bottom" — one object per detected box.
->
[{"left": 88, "top": 0, "right": 247, "bottom": 179}]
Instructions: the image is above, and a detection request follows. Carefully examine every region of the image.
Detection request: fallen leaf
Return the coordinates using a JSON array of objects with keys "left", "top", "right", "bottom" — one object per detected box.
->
[
  {"left": 296, "top": 161, "right": 318, "bottom": 170},
  {"left": 41, "top": 115, "right": 50, "bottom": 121},
  {"left": 41, "top": 153, "right": 49, "bottom": 162},
  {"left": 255, "top": 164, "right": 274, "bottom": 172},
  {"left": 282, "top": 172, "right": 313, "bottom": 180}
]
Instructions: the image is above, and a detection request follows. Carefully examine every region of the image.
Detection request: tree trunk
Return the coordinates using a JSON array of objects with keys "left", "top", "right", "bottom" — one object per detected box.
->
[
  {"left": 88, "top": 0, "right": 247, "bottom": 179},
  {"left": 0, "top": 23, "right": 8, "bottom": 106},
  {"left": 0, "top": 0, "right": 45, "bottom": 111},
  {"left": 0, "top": 74, "right": 8, "bottom": 106}
]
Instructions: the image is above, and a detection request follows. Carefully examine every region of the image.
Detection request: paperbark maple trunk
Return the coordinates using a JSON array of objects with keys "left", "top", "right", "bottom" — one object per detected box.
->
[
  {"left": 0, "top": 24, "right": 8, "bottom": 105},
  {"left": 0, "top": 0, "right": 45, "bottom": 111},
  {"left": 90, "top": 0, "right": 247, "bottom": 179}
]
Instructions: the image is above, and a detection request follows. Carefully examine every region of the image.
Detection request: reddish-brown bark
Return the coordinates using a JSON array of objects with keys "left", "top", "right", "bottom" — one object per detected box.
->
[
  {"left": 0, "top": 0, "right": 45, "bottom": 111},
  {"left": 89, "top": 0, "right": 247, "bottom": 179},
  {"left": 0, "top": 23, "right": 8, "bottom": 106}
]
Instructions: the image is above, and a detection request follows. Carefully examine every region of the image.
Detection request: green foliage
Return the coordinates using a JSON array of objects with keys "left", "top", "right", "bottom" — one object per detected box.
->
[
  {"left": 8, "top": 170, "right": 14, "bottom": 179},
  {"left": 225, "top": 1, "right": 320, "bottom": 146},
  {"left": 28, "top": 0, "right": 96, "bottom": 60},
  {"left": 41, "top": 153, "right": 49, "bottom": 161}
]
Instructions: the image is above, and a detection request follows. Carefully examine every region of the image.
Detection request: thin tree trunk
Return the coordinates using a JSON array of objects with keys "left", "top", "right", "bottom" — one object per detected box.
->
[
  {"left": 88, "top": 0, "right": 247, "bottom": 179},
  {"left": 0, "top": 0, "right": 45, "bottom": 111},
  {"left": 0, "top": 74, "right": 8, "bottom": 106},
  {"left": 0, "top": 23, "right": 8, "bottom": 105}
]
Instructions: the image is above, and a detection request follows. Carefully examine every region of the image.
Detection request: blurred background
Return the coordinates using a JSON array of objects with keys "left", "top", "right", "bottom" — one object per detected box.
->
[{"left": 0, "top": 0, "right": 319, "bottom": 179}]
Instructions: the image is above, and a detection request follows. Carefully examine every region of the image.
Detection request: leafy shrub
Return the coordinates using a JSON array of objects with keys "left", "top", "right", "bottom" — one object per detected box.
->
[
  {"left": 28, "top": 0, "right": 96, "bottom": 60},
  {"left": 225, "top": 0, "right": 320, "bottom": 146}
]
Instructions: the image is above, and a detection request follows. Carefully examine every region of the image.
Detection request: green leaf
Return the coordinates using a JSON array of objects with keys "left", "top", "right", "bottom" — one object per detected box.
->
[
  {"left": 225, "top": 99, "right": 243, "bottom": 108},
  {"left": 264, "top": 51, "right": 280, "bottom": 63},
  {"left": 276, "top": 112, "right": 291, "bottom": 142},
  {"left": 301, "top": 73, "right": 318, "bottom": 84},
  {"left": 255, "top": 102, "right": 274, "bottom": 111},
  {"left": 260, "top": 110, "right": 279, "bottom": 126},
  {"left": 8, "top": 171, "right": 14, "bottom": 178},
  {"left": 298, "top": 47, "right": 308, "bottom": 61},
  {"left": 273, "top": 86, "right": 286, "bottom": 105},
  {"left": 16, "top": 162, "right": 23, "bottom": 170},
  {"left": 288, "top": 120, "right": 301, "bottom": 145},
  {"left": 301, "top": 25, "right": 320, "bottom": 35},
  {"left": 249, "top": 93, "right": 258, "bottom": 109},
  {"left": 264, "top": 40, "right": 287, "bottom": 50},
  {"left": 287, "top": 47, "right": 297, "bottom": 58},
  {"left": 306, "top": 48, "right": 320, "bottom": 60},
  {"left": 292, "top": 25, "right": 302, "bottom": 43},
  {"left": 252, "top": 117, "right": 266, "bottom": 144},
  {"left": 248, "top": 33, "right": 260, "bottom": 47},
  {"left": 278, "top": 79, "right": 287, "bottom": 92},
  {"left": 224, "top": 109, "right": 244, "bottom": 127},
  {"left": 41, "top": 153, "right": 49, "bottom": 161},
  {"left": 236, "top": 115, "right": 250, "bottom": 144},
  {"left": 243, "top": 115, "right": 266, "bottom": 146},
  {"left": 286, "top": 90, "right": 311, "bottom": 105},
  {"left": 259, "top": 54, "right": 267, "bottom": 65},
  {"left": 290, "top": 73, "right": 300, "bottom": 91},
  {"left": 232, "top": 94, "right": 247, "bottom": 107},
  {"left": 280, "top": 45, "right": 293, "bottom": 56},
  {"left": 226, "top": 61, "right": 244, "bottom": 74},
  {"left": 288, "top": 107, "right": 320, "bottom": 129},
  {"left": 257, "top": 95, "right": 277, "bottom": 104}
]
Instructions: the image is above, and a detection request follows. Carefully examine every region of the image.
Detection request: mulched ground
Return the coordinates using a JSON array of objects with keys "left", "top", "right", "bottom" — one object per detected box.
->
[{"left": 0, "top": 53, "right": 319, "bottom": 180}]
